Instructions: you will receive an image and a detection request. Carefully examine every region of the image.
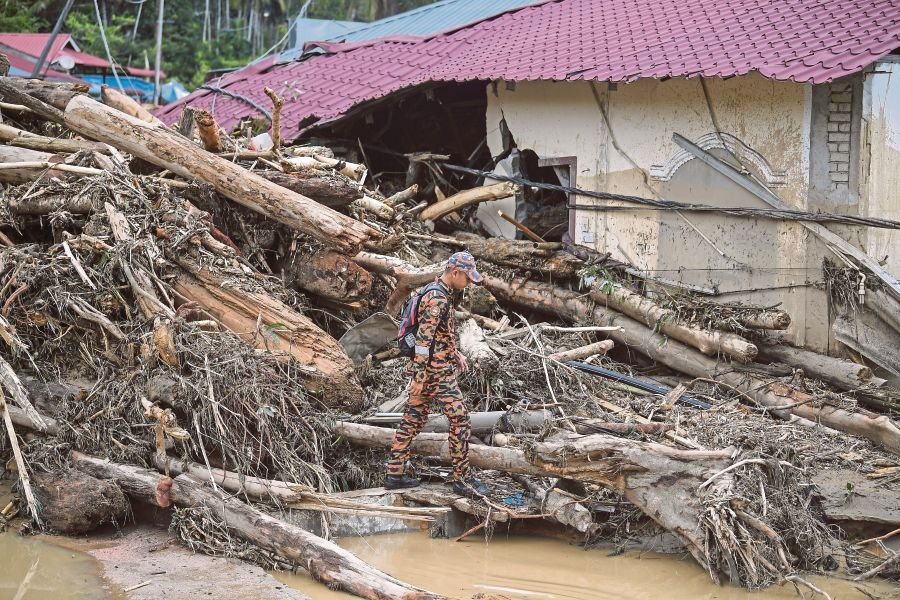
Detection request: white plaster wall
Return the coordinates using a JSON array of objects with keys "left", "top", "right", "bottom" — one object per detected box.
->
[
  {"left": 862, "top": 62, "right": 900, "bottom": 277},
  {"left": 484, "top": 75, "right": 829, "bottom": 348}
]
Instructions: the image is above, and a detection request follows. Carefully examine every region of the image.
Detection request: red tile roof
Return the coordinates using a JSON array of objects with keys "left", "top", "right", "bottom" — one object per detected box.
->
[
  {"left": 0, "top": 48, "right": 83, "bottom": 82},
  {"left": 154, "top": 0, "right": 900, "bottom": 137},
  {"left": 0, "top": 33, "right": 73, "bottom": 62},
  {"left": 59, "top": 48, "right": 111, "bottom": 69}
]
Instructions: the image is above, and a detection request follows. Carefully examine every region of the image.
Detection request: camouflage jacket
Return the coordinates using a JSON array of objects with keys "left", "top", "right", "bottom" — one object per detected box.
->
[{"left": 409, "top": 279, "right": 458, "bottom": 383}]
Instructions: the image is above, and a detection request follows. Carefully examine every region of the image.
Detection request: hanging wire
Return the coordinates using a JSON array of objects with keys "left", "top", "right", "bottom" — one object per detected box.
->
[
  {"left": 436, "top": 162, "right": 900, "bottom": 230},
  {"left": 92, "top": 0, "right": 128, "bottom": 95}
]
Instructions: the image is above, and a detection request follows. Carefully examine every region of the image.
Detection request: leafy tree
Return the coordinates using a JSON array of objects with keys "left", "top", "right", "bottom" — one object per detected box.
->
[{"left": 0, "top": 0, "right": 47, "bottom": 31}]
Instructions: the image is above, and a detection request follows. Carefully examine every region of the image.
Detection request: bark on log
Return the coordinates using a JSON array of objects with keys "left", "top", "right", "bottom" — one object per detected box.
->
[
  {"left": 717, "top": 310, "right": 791, "bottom": 331},
  {"left": 34, "top": 470, "right": 128, "bottom": 534},
  {"left": 0, "top": 122, "right": 109, "bottom": 154},
  {"left": 72, "top": 452, "right": 442, "bottom": 600},
  {"left": 172, "top": 261, "right": 363, "bottom": 411},
  {"left": 485, "top": 275, "right": 900, "bottom": 455},
  {"left": 364, "top": 410, "right": 552, "bottom": 435},
  {"left": 572, "top": 420, "right": 673, "bottom": 436},
  {"left": 278, "top": 250, "right": 373, "bottom": 303},
  {"left": 452, "top": 232, "right": 582, "bottom": 278},
  {"left": 585, "top": 280, "right": 757, "bottom": 362},
  {"left": 282, "top": 155, "right": 366, "bottom": 181},
  {"left": 352, "top": 252, "right": 445, "bottom": 315},
  {"left": 419, "top": 182, "right": 518, "bottom": 221},
  {"left": 193, "top": 109, "right": 224, "bottom": 152},
  {"left": 0, "top": 77, "right": 83, "bottom": 122},
  {"left": 757, "top": 342, "right": 876, "bottom": 391},
  {"left": 0, "top": 145, "right": 67, "bottom": 184},
  {"left": 335, "top": 421, "right": 736, "bottom": 580},
  {"left": 100, "top": 86, "right": 165, "bottom": 127},
  {"left": 547, "top": 340, "right": 614, "bottom": 362},
  {"left": 0, "top": 78, "right": 88, "bottom": 110},
  {"left": 457, "top": 318, "right": 499, "bottom": 374},
  {"left": 62, "top": 95, "right": 376, "bottom": 253},
  {"left": 256, "top": 170, "right": 363, "bottom": 209}
]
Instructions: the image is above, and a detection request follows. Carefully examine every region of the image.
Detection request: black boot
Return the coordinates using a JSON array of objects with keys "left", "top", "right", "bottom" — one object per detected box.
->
[
  {"left": 451, "top": 477, "right": 490, "bottom": 497},
  {"left": 384, "top": 473, "right": 420, "bottom": 490}
]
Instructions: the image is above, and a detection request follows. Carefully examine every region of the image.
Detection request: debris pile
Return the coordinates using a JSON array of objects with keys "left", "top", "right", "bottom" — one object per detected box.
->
[{"left": 0, "top": 74, "right": 898, "bottom": 598}]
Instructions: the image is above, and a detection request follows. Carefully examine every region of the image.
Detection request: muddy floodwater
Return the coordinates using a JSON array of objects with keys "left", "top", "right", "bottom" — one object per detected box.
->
[
  {"left": 277, "top": 533, "right": 899, "bottom": 600},
  {"left": 0, "top": 531, "right": 121, "bottom": 600}
]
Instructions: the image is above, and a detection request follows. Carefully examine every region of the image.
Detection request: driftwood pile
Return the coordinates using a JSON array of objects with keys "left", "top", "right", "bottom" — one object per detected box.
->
[{"left": 0, "top": 74, "right": 898, "bottom": 598}]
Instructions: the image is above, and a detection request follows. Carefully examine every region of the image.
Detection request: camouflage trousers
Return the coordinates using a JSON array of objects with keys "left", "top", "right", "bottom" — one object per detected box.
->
[{"left": 386, "top": 373, "right": 471, "bottom": 479}]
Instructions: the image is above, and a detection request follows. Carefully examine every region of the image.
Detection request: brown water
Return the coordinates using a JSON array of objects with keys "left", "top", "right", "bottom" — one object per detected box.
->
[
  {"left": 0, "top": 531, "right": 119, "bottom": 600},
  {"left": 276, "top": 533, "right": 899, "bottom": 600}
]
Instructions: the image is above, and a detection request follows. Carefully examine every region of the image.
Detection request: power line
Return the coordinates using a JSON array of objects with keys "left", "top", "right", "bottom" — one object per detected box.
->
[
  {"left": 437, "top": 163, "right": 900, "bottom": 230},
  {"left": 93, "top": 0, "right": 127, "bottom": 95}
]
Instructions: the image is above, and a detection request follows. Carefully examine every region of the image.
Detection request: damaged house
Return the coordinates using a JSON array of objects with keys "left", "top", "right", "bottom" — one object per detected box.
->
[{"left": 157, "top": 0, "right": 900, "bottom": 379}]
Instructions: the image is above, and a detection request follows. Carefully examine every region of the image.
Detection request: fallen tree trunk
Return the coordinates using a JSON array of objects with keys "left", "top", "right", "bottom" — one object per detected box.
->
[
  {"left": 757, "top": 342, "right": 878, "bottom": 391},
  {"left": 0, "top": 145, "right": 69, "bottom": 184},
  {"left": 457, "top": 318, "right": 499, "bottom": 374},
  {"left": 256, "top": 170, "right": 363, "bottom": 209},
  {"left": 485, "top": 275, "right": 900, "bottom": 455},
  {"left": 335, "top": 421, "right": 761, "bottom": 584},
  {"left": 586, "top": 280, "right": 757, "bottom": 362},
  {"left": 100, "top": 86, "right": 166, "bottom": 127},
  {"left": 419, "top": 182, "right": 518, "bottom": 222},
  {"left": 0, "top": 123, "right": 109, "bottom": 154},
  {"left": 152, "top": 456, "right": 446, "bottom": 521},
  {"left": 572, "top": 420, "right": 673, "bottom": 436},
  {"left": 33, "top": 470, "right": 128, "bottom": 534},
  {"left": 359, "top": 253, "right": 754, "bottom": 362},
  {"left": 365, "top": 410, "right": 552, "bottom": 435},
  {"left": 0, "top": 77, "right": 87, "bottom": 110},
  {"left": 172, "top": 261, "right": 363, "bottom": 411},
  {"left": 547, "top": 340, "right": 614, "bottom": 362},
  {"left": 62, "top": 94, "right": 376, "bottom": 253},
  {"left": 717, "top": 310, "right": 791, "bottom": 331},
  {"left": 278, "top": 250, "right": 373, "bottom": 303},
  {"left": 72, "top": 452, "right": 442, "bottom": 600},
  {"left": 452, "top": 232, "right": 582, "bottom": 278}
]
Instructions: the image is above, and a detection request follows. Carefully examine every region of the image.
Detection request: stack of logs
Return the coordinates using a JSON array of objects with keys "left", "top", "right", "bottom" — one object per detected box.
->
[{"left": 1, "top": 72, "right": 898, "bottom": 599}]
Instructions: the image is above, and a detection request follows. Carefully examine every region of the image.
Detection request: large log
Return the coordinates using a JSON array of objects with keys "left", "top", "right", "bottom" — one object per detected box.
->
[
  {"left": 72, "top": 452, "right": 442, "bottom": 600},
  {"left": 278, "top": 250, "right": 373, "bottom": 303},
  {"left": 0, "top": 145, "right": 61, "bottom": 184},
  {"left": 453, "top": 232, "right": 582, "bottom": 278},
  {"left": 485, "top": 275, "right": 900, "bottom": 455},
  {"left": 586, "top": 279, "right": 757, "bottom": 362},
  {"left": 172, "top": 261, "right": 363, "bottom": 410},
  {"left": 100, "top": 85, "right": 166, "bottom": 127},
  {"left": 62, "top": 94, "right": 377, "bottom": 253},
  {"left": 0, "top": 122, "right": 109, "bottom": 154},
  {"left": 757, "top": 342, "right": 878, "bottom": 391},
  {"left": 419, "top": 182, "right": 519, "bottom": 221},
  {"left": 256, "top": 170, "right": 363, "bottom": 209},
  {"left": 457, "top": 317, "right": 499, "bottom": 374},
  {"left": 716, "top": 310, "right": 791, "bottom": 331},
  {"left": 0, "top": 77, "right": 88, "bottom": 110},
  {"left": 335, "top": 421, "right": 747, "bottom": 582},
  {"left": 33, "top": 470, "right": 128, "bottom": 534}
]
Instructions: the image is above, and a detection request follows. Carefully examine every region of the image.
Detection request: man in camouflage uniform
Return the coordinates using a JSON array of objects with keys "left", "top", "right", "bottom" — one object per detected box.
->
[{"left": 384, "top": 252, "right": 489, "bottom": 496}]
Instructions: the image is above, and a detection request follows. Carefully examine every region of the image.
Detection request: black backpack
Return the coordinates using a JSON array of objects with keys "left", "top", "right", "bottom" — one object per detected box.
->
[{"left": 396, "top": 283, "right": 450, "bottom": 359}]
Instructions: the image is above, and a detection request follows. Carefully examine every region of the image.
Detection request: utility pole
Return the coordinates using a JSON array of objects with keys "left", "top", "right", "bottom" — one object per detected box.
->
[
  {"left": 153, "top": 0, "right": 164, "bottom": 104},
  {"left": 31, "top": 0, "right": 78, "bottom": 79}
]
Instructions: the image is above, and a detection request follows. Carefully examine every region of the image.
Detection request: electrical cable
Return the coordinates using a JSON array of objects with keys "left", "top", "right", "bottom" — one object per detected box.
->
[
  {"left": 436, "top": 162, "right": 900, "bottom": 230},
  {"left": 93, "top": 0, "right": 128, "bottom": 96}
]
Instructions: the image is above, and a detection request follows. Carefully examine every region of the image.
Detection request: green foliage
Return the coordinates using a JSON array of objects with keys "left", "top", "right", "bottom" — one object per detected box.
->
[
  {"left": 0, "top": 0, "right": 437, "bottom": 92},
  {"left": 0, "top": 0, "right": 47, "bottom": 31}
]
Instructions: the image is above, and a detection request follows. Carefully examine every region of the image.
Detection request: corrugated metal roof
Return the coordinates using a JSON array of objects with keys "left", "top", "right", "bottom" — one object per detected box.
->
[
  {"left": 155, "top": 0, "right": 900, "bottom": 137},
  {"left": 321, "top": 0, "right": 543, "bottom": 44}
]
